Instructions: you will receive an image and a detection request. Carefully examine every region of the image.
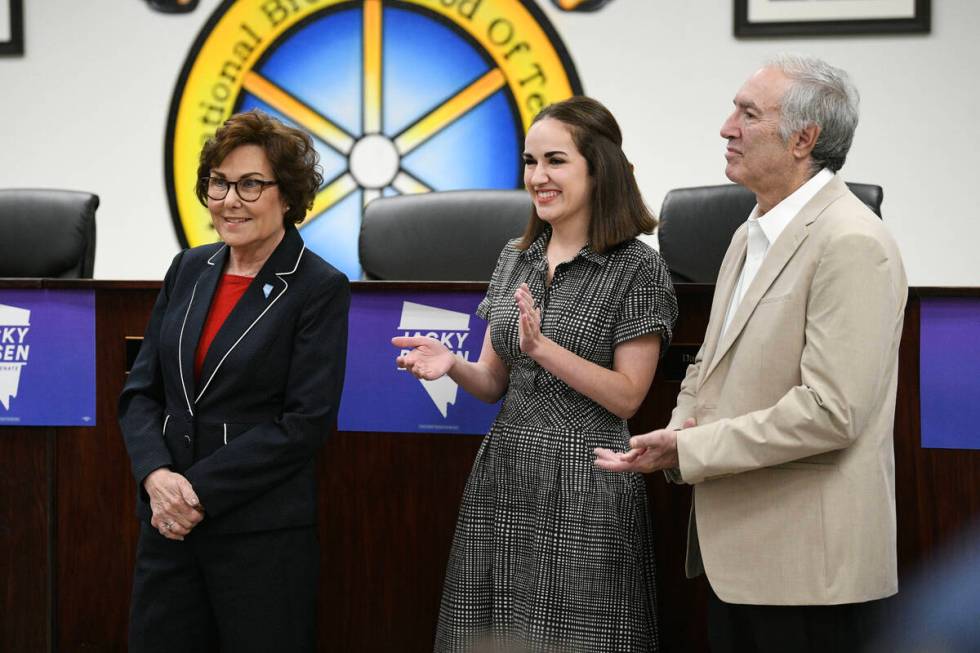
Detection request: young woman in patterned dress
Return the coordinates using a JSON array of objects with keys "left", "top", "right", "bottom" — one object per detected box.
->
[{"left": 393, "top": 96, "right": 677, "bottom": 653}]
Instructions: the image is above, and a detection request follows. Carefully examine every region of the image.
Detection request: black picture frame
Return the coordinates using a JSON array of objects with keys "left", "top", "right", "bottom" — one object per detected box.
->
[
  {"left": 735, "top": 0, "right": 931, "bottom": 37},
  {"left": 0, "top": 0, "right": 23, "bottom": 56}
]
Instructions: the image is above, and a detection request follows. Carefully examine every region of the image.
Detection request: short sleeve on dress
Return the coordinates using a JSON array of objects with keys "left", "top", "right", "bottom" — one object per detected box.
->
[
  {"left": 613, "top": 249, "right": 678, "bottom": 352},
  {"left": 476, "top": 241, "right": 517, "bottom": 320}
]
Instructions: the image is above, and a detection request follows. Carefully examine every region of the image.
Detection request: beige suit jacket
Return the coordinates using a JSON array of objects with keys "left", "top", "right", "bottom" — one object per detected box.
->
[{"left": 669, "top": 175, "right": 907, "bottom": 605}]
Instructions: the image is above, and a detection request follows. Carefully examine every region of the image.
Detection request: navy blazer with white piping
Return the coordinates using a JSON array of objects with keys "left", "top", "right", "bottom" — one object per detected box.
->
[{"left": 120, "top": 225, "right": 350, "bottom": 534}]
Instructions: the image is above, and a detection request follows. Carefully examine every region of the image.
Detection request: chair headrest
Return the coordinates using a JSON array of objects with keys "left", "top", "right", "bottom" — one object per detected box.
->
[
  {"left": 0, "top": 189, "right": 99, "bottom": 278},
  {"left": 657, "top": 182, "right": 882, "bottom": 284},
  {"left": 359, "top": 190, "right": 530, "bottom": 281},
  {"left": 658, "top": 184, "right": 753, "bottom": 284}
]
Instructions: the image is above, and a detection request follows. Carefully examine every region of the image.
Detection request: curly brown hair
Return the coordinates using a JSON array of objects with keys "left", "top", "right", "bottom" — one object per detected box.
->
[
  {"left": 196, "top": 110, "right": 322, "bottom": 225},
  {"left": 517, "top": 96, "right": 656, "bottom": 253}
]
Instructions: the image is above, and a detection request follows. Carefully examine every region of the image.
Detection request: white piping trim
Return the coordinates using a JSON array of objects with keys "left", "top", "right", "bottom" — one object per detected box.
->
[
  {"left": 223, "top": 423, "right": 228, "bottom": 445},
  {"left": 177, "top": 282, "right": 198, "bottom": 417},
  {"left": 162, "top": 414, "right": 171, "bottom": 436},
  {"left": 286, "top": 246, "right": 306, "bottom": 275},
  {"left": 194, "top": 246, "right": 306, "bottom": 404},
  {"left": 206, "top": 245, "right": 227, "bottom": 266}
]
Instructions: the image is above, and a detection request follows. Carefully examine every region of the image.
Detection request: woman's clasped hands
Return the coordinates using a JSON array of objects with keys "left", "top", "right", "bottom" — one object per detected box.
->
[
  {"left": 143, "top": 468, "right": 204, "bottom": 541},
  {"left": 514, "top": 283, "right": 545, "bottom": 355}
]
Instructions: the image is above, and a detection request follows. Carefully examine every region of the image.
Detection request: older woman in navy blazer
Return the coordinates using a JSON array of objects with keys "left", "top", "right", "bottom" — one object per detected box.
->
[{"left": 120, "top": 110, "right": 349, "bottom": 653}]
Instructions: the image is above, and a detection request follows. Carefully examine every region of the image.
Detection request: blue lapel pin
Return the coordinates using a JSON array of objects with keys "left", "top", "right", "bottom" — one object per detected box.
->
[{"left": 262, "top": 283, "right": 273, "bottom": 299}]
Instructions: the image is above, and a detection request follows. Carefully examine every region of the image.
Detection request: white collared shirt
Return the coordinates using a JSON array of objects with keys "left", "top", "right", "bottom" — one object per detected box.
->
[{"left": 721, "top": 168, "right": 834, "bottom": 336}]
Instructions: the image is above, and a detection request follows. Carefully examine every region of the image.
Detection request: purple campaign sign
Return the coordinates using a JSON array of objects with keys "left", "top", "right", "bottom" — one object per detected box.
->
[
  {"left": 0, "top": 290, "right": 96, "bottom": 427},
  {"left": 920, "top": 298, "right": 980, "bottom": 450},
  {"left": 338, "top": 290, "right": 500, "bottom": 435}
]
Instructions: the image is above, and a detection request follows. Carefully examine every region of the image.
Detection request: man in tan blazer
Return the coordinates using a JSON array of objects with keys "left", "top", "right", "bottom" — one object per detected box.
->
[{"left": 596, "top": 54, "right": 907, "bottom": 652}]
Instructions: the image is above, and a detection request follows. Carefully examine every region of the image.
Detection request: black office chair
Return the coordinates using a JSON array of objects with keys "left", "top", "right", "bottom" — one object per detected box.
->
[
  {"left": 657, "top": 182, "right": 882, "bottom": 284},
  {"left": 359, "top": 190, "right": 530, "bottom": 281},
  {"left": 0, "top": 189, "right": 99, "bottom": 278}
]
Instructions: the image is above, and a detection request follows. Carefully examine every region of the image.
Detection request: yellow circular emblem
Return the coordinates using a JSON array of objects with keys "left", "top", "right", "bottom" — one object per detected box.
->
[{"left": 167, "top": 0, "right": 581, "bottom": 277}]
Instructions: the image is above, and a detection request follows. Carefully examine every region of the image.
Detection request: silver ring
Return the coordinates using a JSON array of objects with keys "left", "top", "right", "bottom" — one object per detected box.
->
[{"left": 165, "top": 521, "right": 174, "bottom": 531}]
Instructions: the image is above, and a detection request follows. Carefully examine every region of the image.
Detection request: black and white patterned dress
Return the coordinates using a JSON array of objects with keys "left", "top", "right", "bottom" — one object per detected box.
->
[{"left": 435, "top": 228, "right": 678, "bottom": 653}]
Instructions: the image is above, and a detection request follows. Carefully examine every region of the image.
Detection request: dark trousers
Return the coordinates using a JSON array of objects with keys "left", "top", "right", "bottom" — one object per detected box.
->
[
  {"left": 707, "top": 586, "right": 882, "bottom": 653},
  {"left": 129, "top": 522, "right": 319, "bottom": 653}
]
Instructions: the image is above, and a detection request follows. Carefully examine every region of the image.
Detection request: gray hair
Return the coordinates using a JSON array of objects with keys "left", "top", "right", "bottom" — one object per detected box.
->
[{"left": 767, "top": 53, "right": 860, "bottom": 173}]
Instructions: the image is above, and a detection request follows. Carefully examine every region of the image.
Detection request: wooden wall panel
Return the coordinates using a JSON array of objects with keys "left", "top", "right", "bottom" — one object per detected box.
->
[
  {"left": 54, "top": 288, "right": 155, "bottom": 652},
  {"left": 0, "top": 428, "right": 50, "bottom": 652},
  {"left": 317, "top": 432, "right": 478, "bottom": 651},
  {"left": 630, "top": 286, "right": 714, "bottom": 653},
  {"left": 893, "top": 297, "right": 980, "bottom": 574}
]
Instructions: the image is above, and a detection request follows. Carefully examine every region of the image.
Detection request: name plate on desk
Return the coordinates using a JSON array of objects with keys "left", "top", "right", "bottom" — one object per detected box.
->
[
  {"left": 0, "top": 289, "right": 96, "bottom": 426},
  {"left": 338, "top": 290, "right": 500, "bottom": 435},
  {"left": 659, "top": 344, "right": 701, "bottom": 382}
]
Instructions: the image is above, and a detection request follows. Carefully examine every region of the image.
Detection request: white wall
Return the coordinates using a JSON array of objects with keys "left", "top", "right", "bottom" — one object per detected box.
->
[{"left": 1, "top": 1, "right": 977, "bottom": 285}]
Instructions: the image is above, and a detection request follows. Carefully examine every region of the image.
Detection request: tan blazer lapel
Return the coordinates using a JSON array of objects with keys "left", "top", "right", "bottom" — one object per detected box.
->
[
  {"left": 697, "top": 225, "right": 747, "bottom": 388},
  {"left": 701, "top": 176, "right": 849, "bottom": 384}
]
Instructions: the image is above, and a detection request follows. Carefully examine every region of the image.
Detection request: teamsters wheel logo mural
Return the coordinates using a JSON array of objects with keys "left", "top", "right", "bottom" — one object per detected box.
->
[{"left": 167, "top": 0, "right": 582, "bottom": 279}]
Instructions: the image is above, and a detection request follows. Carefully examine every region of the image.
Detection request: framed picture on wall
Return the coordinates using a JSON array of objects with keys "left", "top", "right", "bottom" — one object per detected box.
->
[
  {"left": 0, "top": 0, "right": 24, "bottom": 56},
  {"left": 735, "top": 0, "right": 931, "bottom": 37}
]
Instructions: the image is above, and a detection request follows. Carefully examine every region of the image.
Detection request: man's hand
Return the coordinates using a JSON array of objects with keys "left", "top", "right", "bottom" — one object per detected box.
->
[
  {"left": 144, "top": 468, "right": 204, "bottom": 541},
  {"left": 594, "top": 418, "right": 695, "bottom": 473}
]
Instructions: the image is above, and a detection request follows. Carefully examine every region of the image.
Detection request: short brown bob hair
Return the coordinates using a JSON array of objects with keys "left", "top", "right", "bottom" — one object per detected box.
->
[
  {"left": 517, "top": 96, "right": 656, "bottom": 253},
  {"left": 196, "top": 110, "right": 323, "bottom": 226}
]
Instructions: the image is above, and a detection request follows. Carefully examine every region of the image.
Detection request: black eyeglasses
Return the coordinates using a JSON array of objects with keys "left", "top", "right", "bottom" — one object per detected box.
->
[{"left": 201, "top": 176, "right": 278, "bottom": 202}]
